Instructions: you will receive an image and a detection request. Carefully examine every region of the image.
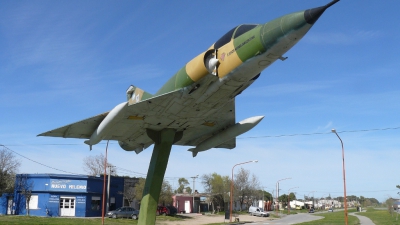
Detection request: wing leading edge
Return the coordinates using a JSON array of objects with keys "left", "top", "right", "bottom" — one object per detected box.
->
[{"left": 38, "top": 87, "right": 237, "bottom": 155}]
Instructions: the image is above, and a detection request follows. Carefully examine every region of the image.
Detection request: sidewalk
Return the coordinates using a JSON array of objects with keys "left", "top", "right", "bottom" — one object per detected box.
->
[{"left": 350, "top": 212, "right": 376, "bottom": 225}]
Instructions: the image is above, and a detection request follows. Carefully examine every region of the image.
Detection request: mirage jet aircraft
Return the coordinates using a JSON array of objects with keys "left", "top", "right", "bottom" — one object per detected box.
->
[
  {"left": 39, "top": 0, "right": 339, "bottom": 158},
  {"left": 39, "top": 1, "right": 339, "bottom": 224}
]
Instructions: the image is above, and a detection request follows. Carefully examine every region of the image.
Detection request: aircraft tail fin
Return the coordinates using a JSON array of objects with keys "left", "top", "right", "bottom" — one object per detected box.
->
[{"left": 126, "top": 85, "right": 153, "bottom": 105}]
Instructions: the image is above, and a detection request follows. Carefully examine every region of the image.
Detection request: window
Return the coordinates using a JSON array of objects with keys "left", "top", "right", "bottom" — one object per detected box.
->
[
  {"left": 110, "top": 197, "right": 116, "bottom": 210},
  {"left": 91, "top": 196, "right": 101, "bottom": 211},
  {"left": 215, "top": 26, "right": 238, "bottom": 49},
  {"left": 27, "top": 195, "right": 38, "bottom": 209},
  {"left": 234, "top": 24, "right": 258, "bottom": 38}
]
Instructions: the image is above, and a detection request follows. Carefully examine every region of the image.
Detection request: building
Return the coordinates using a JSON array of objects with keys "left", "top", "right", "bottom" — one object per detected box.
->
[
  {"left": 289, "top": 200, "right": 305, "bottom": 209},
  {"left": 0, "top": 174, "right": 131, "bottom": 217},
  {"left": 172, "top": 193, "right": 210, "bottom": 213},
  {"left": 315, "top": 199, "right": 342, "bottom": 209}
]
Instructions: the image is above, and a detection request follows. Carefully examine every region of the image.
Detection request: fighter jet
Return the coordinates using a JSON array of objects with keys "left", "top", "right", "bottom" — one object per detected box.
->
[{"left": 39, "top": 0, "right": 339, "bottom": 158}]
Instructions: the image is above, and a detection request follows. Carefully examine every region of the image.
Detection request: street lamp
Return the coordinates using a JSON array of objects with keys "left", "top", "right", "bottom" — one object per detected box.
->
[
  {"left": 230, "top": 160, "right": 258, "bottom": 222},
  {"left": 190, "top": 175, "right": 199, "bottom": 213},
  {"left": 307, "top": 191, "right": 315, "bottom": 209},
  {"left": 287, "top": 187, "right": 298, "bottom": 214},
  {"left": 332, "top": 129, "right": 348, "bottom": 225},
  {"left": 276, "top": 178, "right": 291, "bottom": 215}
]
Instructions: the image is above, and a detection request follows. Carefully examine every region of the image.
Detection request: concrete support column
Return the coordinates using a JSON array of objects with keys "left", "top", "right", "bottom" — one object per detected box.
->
[{"left": 138, "top": 128, "right": 182, "bottom": 225}]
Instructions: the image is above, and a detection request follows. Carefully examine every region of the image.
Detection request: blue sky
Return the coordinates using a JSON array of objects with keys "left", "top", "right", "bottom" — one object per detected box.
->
[{"left": 1, "top": 0, "right": 399, "bottom": 203}]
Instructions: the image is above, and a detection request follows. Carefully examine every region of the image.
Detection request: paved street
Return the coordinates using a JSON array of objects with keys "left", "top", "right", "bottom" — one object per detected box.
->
[
  {"left": 156, "top": 213, "right": 323, "bottom": 225},
  {"left": 240, "top": 213, "right": 324, "bottom": 225}
]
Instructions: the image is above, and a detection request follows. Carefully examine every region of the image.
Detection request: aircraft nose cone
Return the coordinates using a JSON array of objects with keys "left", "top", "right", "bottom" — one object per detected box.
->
[{"left": 304, "top": 0, "right": 339, "bottom": 24}]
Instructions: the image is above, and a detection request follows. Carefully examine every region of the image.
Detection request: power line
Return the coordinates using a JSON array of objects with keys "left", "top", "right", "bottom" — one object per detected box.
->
[
  {"left": 0, "top": 144, "right": 196, "bottom": 180},
  {"left": 0, "top": 144, "right": 84, "bottom": 176},
  {"left": 114, "top": 166, "right": 147, "bottom": 176},
  {"left": 239, "top": 126, "right": 400, "bottom": 139},
  {"left": 4, "top": 125, "right": 400, "bottom": 147}
]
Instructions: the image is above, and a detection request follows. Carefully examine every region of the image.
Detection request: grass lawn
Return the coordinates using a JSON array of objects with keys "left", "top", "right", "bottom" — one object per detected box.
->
[
  {"left": 0, "top": 214, "right": 189, "bottom": 225},
  {"left": 358, "top": 208, "right": 400, "bottom": 225},
  {"left": 297, "top": 209, "right": 359, "bottom": 225}
]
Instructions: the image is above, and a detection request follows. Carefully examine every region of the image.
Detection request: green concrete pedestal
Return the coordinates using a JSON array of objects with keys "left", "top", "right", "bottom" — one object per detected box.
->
[{"left": 137, "top": 129, "right": 182, "bottom": 225}]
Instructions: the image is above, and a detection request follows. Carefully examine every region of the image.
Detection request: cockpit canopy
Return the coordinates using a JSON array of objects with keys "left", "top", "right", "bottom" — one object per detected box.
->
[{"left": 214, "top": 24, "right": 258, "bottom": 49}]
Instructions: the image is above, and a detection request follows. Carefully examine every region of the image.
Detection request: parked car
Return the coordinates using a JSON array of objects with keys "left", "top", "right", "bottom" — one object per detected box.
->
[
  {"left": 157, "top": 205, "right": 178, "bottom": 216},
  {"left": 328, "top": 208, "right": 334, "bottom": 212},
  {"left": 248, "top": 206, "right": 269, "bottom": 217},
  {"left": 157, "top": 206, "right": 169, "bottom": 216},
  {"left": 309, "top": 208, "right": 314, "bottom": 213},
  {"left": 166, "top": 205, "right": 177, "bottom": 215},
  {"left": 107, "top": 206, "right": 139, "bottom": 219}
]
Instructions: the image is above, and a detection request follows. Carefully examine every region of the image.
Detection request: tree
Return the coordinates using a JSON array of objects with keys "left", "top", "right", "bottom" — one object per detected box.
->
[
  {"left": 359, "top": 196, "right": 366, "bottom": 206},
  {"left": 288, "top": 192, "right": 296, "bottom": 202},
  {"left": 326, "top": 194, "right": 332, "bottom": 200},
  {"left": 159, "top": 180, "right": 173, "bottom": 206},
  {"left": 386, "top": 197, "right": 394, "bottom": 215},
  {"left": 175, "top": 178, "right": 192, "bottom": 194},
  {"left": 234, "top": 168, "right": 260, "bottom": 211},
  {"left": 0, "top": 146, "right": 21, "bottom": 196},
  {"left": 134, "top": 178, "right": 146, "bottom": 205},
  {"left": 122, "top": 178, "right": 140, "bottom": 207},
  {"left": 367, "top": 198, "right": 379, "bottom": 206},
  {"left": 134, "top": 178, "right": 173, "bottom": 206},
  {"left": 260, "top": 190, "right": 273, "bottom": 202},
  {"left": 202, "top": 173, "right": 231, "bottom": 212},
  {"left": 15, "top": 174, "right": 33, "bottom": 215},
  {"left": 124, "top": 185, "right": 136, "bottom": 206},
  {"left": 278, "top": 194, "right": 288, "bottom": 207},
  {"left": 82, "top": 153, "right": 117, "bottom": 176}
]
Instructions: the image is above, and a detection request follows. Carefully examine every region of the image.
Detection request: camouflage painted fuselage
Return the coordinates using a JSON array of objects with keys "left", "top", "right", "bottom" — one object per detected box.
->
[{"left": 155, "top": 10, "right": 316, "bottom": 96}]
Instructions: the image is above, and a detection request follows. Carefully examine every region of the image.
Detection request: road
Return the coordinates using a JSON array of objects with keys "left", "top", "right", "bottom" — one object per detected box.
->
[
  {"left": 157, "top": 213, "right": 323, "bottom": 225},
  {"left": 242, "top": 213, "right": 323, "bottom": 224}
]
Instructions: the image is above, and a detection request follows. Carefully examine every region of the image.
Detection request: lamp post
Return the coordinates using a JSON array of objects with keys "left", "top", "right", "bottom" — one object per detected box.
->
[
  {"left": 307, "top": 191, "right": 315, "bottom": 209},
  {"left": 190, "top": 175, "right": 199, "bottom": 213},
  {"left": 230, "top": 160, "right": 258, "bottom": 222},
  {"left": 332, "top": 129, "right": 348, "bottom": 225},
  {"left": 287, "top": 187, "right": 298, "bottom": 214},
  {"left": 276, "top": 178, "right": 291, "bottom": 215}
]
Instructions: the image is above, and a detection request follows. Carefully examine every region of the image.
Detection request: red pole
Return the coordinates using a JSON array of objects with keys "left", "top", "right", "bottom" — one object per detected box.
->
[
  {"left": 339, "top": 135, "right": 348, "bottom": 225},
  {"left": 332, "top": 129, "right": 348, "bottom": 225},
  {"left": 287, "top": 187, "right": 298, "bottom": 214},
  {"left": 101, "top": 141, "right": 109, "bottom": 225}
]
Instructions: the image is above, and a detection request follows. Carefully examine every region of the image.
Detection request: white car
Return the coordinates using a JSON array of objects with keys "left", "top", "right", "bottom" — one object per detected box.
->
[{"left": 248, "top": 206, "right": 270, "bottom": 217}]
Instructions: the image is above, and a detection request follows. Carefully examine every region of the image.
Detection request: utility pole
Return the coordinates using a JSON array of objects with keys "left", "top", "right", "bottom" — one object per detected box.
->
[
  {"left": 190, "top": 175, "right": 199, "bottom": 213},
  {"left": 276, "top": 178, "right": 291, "bottom": 215},
  {"left": 107, "top": 165, "right": 114, "bottom": 213}
]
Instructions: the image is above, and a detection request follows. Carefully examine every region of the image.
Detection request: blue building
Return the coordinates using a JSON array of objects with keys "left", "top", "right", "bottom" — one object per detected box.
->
[{"left": 0, "top": 174, "right": 126, "bottom": 217}]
